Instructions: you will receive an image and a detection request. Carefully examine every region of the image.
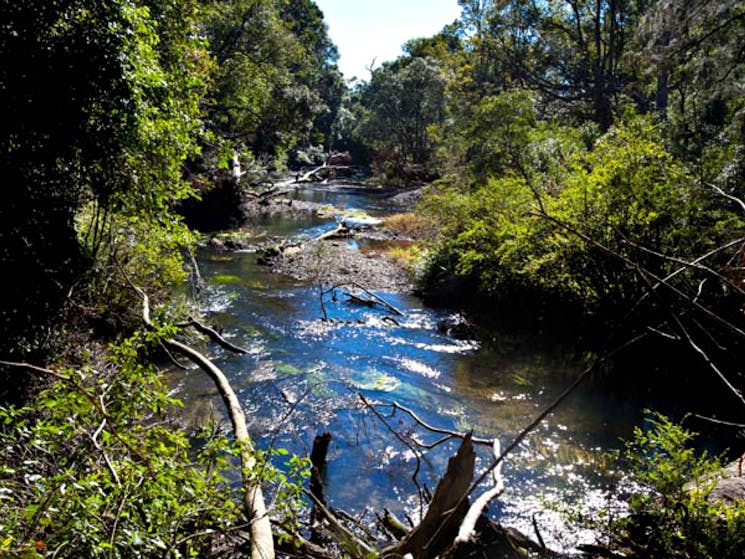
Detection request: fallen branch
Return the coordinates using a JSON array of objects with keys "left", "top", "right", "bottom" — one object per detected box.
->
[
  {"left": 297, "top": 164, "right": 327, "bottom": 183},
  {"left": 378, "top": 509, "right": 410, "bottom": 540},
  {"left": 359, "top": 392, "right": 426, "bottom": 516},
  {"left": 304, "top": 489, "right": 376, "bottom": 559},
  {"left": 133, "top": 287, "right": 274, "bottom": 559},
  {"left": 454, "top": 438, "right": 505, "bottom": 546},
  {"left": 181, "top": 316, "right": 250, "bottom": 354},
  {"left": 316, "top": 224, "right": 350, "bottom": 241},
  {"left": 337, "top": 281, "right": 404, "bottom": 316}
]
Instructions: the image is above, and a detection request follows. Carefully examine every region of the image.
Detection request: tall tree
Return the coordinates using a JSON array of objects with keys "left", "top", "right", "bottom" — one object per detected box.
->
[
  {"left": 635, "top": 0, "right": 745, "bottom": 181},
  {"left": 0, "top": 0, "right": 210, "bottom": 363},
  {"left": 357, "top": 57, "right": 448, "bottom": 179},
  {"left": 476, "top": 0, "right": 644, "bottom": 129},
  {"left": 203, "top": 0, "right": 344, "bottom": 162}
]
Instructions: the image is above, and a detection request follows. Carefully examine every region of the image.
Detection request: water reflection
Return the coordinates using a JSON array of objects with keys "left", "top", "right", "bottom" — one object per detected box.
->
[{"left": 169, "top": 184, "right": 659, "bottom": 552}]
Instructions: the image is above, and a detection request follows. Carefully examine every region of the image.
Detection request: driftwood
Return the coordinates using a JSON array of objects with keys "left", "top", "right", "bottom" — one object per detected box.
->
[
  {"left": 339, "top": 281, "right": 404, "bottom": 316},
  {"left": 316, "top": 224, "right": 351, "bottom": 241},
  {"left": 178, "top": 316, "right": 251, "bottom": 354},
  {"left": 384, "top": 434, "right": 476, "bottom": 559},
  {"left": 297, "top": 164, "right": 356, "bottom": 183},
  {"left": 133, "top": 287, "right": 274, "bottom": 559}
]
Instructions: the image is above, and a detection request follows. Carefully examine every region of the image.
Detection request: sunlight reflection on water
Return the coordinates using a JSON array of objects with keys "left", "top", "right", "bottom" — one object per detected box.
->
[{"left": 167, "top": 184, "right": 652, "bottom": 553}]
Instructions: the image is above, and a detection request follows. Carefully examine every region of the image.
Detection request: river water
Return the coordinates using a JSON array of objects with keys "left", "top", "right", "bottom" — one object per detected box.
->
[{"left": 169, "top": 182, "right": 719, "bottom": 552}]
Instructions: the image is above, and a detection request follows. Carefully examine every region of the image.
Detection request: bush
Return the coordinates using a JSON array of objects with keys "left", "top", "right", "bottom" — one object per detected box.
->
[
  {"left": 586, "top": 412, "right": 745, "bottom": 559},
  {"left": 0, "top": 333, "right": 247, "bottom": 558},
  {"left": 419, "top": 115, "right": 744, "bottom": 327}
]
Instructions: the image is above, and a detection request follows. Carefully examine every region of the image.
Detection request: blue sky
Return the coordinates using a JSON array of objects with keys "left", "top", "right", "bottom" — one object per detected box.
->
[{"left": 313, "top": 0, "right": 463, "bottom": 81}]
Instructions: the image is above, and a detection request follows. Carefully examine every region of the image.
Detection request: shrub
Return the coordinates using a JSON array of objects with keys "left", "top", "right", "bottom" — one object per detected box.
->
[
  {"left": 591, "top": 413, "right": 745, "bottom": 559},
  {"left": 1, "top": 334, "right": 240, "bottom": 558}
]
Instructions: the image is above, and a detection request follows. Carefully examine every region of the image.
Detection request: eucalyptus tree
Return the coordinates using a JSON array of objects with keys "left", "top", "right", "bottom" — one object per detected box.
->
[
  {"left": 279, "top": 0, "right": 346, "bottom": 151},
  {"left": 357, "top": 57, "right": 448, "bottom": 180},
  {"left": 464, "top": 0, "right": 645, "bottom": 130},
  {"left": 635, "top": 0, "right": 745, "bottom": 187},
  {"left": 203, "top": 0, "right": 344, "bottom": 164}
]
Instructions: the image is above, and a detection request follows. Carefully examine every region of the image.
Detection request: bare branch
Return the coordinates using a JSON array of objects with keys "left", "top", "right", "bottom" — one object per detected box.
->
[
  {"left": 358, "top": 392, "right": 426, "bottom": 518},
  {"left": 454, "top": 438, "right": 505, "bottom": 545},
  {"left": 694, "top": 414, "right": 745, "bottom": 429},
  {"left": 707, "top": 182, "right": 745, "bottom": 212},
  {"left": 424, "top": 331, "right": 646, "bottom": 552},
  {"left": 385, "top": 400, "right": 492, "bottom": 446},
  {"left": 618, "top": 233, "right": 745, "bottom": 298}
]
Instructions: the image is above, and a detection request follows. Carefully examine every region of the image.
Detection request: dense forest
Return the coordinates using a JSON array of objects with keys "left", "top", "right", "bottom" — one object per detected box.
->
[{"left": 1, "top": 1, "right": 744, "bottom": 558}]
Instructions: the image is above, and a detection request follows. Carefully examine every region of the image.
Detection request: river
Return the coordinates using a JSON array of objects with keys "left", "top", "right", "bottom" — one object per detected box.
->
[{"left": 168, "top": 181, "right": 728, "bottom": 552}]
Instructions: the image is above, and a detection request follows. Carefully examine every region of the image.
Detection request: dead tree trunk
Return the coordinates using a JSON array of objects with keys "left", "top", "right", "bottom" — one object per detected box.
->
[{"left": 384, "top": 434, "right": 476, "bottom": 559}]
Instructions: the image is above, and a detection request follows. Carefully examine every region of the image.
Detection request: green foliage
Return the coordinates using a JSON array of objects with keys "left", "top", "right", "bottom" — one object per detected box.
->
[
  {"left": 203, "top": 0, "right": 344, "bottom": 163},
  {"left": 420, "top": 114, "right": 744, "bottom": 323},
  {"left": 0, "top": 335, "right": 239, "bottom": 557},
  {"left": 355, "top": 57, "right": 448, "bottom": 182},
  {"left": 0, "top": 332, "right": 313, "bottom": 558},
  {"left": 605, "top": 413, "right": 745, "bottom": 558},
  {"left": 437, "top": 89, "right": 539, "bottom": 183},
  {"left": 0, "top": 0, "right": 210, "bottom": 359}
]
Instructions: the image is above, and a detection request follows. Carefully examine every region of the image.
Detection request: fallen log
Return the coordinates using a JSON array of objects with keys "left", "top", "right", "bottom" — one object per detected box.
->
[
  {"left": 341, "top": 281, "right": 404, "bottom": 316},
  {"left": 297, "top": 164, "right": 357, "bottom": 183},
  {"left": 316, "top": 224, "right": 351, "bottom": 241},
  {"left": 179, "top": 316, "right": 251, "bottom": 354},
  {"left": 297, "top": 164, "right": 328, "bottom": 183}
]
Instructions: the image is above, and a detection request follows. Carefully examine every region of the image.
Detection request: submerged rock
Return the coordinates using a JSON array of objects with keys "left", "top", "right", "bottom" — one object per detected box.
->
[{"left": 437, "top": 314, "right": 474, "bottom": 339}]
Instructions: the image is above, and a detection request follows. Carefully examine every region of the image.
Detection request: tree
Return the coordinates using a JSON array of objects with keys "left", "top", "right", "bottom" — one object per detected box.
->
[
  {"left": 203, "top": 0, "right": 344, "bottom": 164},
  {"left": 0, "top": 0, "right": 210, "bottom": 379},
  {"left": 357, "top": 57, "right": 448, "bottom": 180},
  {"left": 472, "top": 0, "right": 645, "bottom": 129},
  {"left": 634, "top": 0, "right": 745, "bottom": 190}
]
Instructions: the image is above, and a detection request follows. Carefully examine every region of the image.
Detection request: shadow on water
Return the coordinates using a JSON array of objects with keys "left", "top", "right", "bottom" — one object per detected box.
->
[{"left": 168, "top": 182, "right": 742, "bottom": 552}]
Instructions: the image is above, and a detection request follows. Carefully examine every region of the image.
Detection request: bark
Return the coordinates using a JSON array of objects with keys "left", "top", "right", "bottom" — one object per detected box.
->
[
  {"left": 310, "top": 432, "right": 332, "bottom": 525},
  {"left": 384, "top": 434, "right": 476, "bottom": 559}
]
